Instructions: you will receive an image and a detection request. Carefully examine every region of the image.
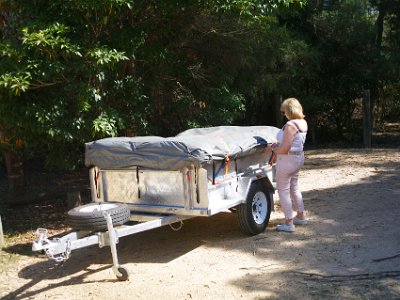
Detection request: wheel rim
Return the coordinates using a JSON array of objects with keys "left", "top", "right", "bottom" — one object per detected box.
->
[
  {"left": 251, "top": 191, "right": 268, "bottom": 225},
  {"left": 79, "top": 203, "right": 119, "bottom": 213}
]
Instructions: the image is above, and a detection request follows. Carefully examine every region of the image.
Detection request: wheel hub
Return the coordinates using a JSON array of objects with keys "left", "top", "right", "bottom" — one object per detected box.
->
[{"left": 252, "top": 192, "right": 268, "bottom": 225}]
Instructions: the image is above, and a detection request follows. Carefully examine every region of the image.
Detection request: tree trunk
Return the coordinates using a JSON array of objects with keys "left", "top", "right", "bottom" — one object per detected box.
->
[
  {"left": 375, "top": 5, "right": 386, "bottom": 50},
  {"left": 3, "top": 152, "right": 25, "bottom": 197},
  {"left": 274, "top": 94, "right": 283, "bottom": 128},
  {"left": 372, "top": 1, "right": 390, "bottom": 130}
]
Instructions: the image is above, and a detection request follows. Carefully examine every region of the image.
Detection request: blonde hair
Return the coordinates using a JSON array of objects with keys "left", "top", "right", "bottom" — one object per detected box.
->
[{"left": 281, "top": 97, "right": 305, "bottom": 119}]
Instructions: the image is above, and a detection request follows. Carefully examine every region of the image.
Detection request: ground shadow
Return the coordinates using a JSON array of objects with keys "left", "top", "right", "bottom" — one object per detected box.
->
[
  {"left": 1, "top": 212, "right": 249, "bottom": 299},
  {"left": 228, "top": 152, "right": 400, "bottom": 298},
  {"left": 2, "top": 259, "right": 111, "bottom": 300}
]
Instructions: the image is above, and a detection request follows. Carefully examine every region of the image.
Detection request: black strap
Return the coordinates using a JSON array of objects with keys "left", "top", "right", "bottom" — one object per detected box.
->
[
  {"left": 212, "top": 160, "right": 216, "bottom": 185},
  {"left": 287, "top": 120, "right": 306, "bottom": 133}
]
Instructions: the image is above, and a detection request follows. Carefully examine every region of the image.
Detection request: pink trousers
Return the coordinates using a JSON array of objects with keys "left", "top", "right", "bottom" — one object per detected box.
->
[{"left": 275, "top": 153, "right": 305, "bottom": 220}]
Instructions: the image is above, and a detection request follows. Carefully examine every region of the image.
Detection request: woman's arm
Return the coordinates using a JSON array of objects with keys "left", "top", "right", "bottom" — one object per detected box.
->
[{"left": 271, "top": 123, "right": 297, "bottom": 154}]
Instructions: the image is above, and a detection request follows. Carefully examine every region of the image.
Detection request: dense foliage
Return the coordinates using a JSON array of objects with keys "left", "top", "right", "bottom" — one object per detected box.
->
[{"left": 0, "top": 0, "right": 399, "bottom": 171}]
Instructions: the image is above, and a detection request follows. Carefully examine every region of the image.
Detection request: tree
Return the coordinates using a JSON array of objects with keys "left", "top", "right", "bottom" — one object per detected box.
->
[
  {"left": 369, "top": 0, "right": 400, "bottom": 123},
  {"left": 0, "top": 0, "right": 304, "bottom": 198},
  {"left": 277, "top": 0, "right": 383, "bottom": 142}
]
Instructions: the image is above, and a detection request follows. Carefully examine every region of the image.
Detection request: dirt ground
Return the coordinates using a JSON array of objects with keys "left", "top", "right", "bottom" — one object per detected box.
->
[{"left": 1, "top": 148, "right": 400, "bottom": 300}]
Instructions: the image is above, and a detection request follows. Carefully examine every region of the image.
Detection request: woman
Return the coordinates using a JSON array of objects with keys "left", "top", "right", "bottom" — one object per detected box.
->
[{"left": 268, "top": 97, "right": 308, "bottom": 232}]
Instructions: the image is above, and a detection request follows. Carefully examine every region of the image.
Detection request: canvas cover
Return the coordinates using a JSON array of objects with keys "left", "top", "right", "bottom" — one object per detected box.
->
[{"left": 85, "top": 126, "right": 279, "bottom": 170}]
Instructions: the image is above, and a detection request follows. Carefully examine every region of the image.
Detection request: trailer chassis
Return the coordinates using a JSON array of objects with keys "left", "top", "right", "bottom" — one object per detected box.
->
[{"left": 32, "top": 212, "right": 191, "bottom": 281}]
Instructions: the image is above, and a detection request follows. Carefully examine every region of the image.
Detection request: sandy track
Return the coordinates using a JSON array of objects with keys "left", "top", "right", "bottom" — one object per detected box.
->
[{"left": 1, "top": 149, "right": 400, "bottom": 299}]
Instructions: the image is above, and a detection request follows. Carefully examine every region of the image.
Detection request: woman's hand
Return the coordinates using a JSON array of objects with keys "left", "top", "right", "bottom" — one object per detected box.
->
[{"left": 264, "top": 144, "right": 276, "bottom": 154}]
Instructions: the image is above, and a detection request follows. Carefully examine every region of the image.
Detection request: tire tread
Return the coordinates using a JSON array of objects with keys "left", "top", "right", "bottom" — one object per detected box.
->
[
  {"left": 67, "top": 202, "right": 130, "bottom": 231},
  {"left": 237, "top": 181, "right": 271, "bottom": 235}
]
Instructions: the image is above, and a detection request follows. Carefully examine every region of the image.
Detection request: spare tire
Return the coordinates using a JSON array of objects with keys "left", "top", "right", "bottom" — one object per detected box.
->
[{"left": 67, "top": 202, "right": 130, "bottom": 231}]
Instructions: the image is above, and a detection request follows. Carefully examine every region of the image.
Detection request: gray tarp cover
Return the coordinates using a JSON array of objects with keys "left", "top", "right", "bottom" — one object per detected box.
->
[{"left": 85, "top": 126, "right": 279, "bottom": 170}]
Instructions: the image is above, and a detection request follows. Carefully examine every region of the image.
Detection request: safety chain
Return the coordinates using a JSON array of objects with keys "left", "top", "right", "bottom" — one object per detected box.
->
[
  {"left": 35, "top": 228, "right": 72, "bottom": 263},
  {"left": 169, "top": 219, "right": 184, "bottom": 231}
]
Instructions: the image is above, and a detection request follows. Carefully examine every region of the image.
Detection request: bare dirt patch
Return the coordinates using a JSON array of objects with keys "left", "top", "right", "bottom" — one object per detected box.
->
[{"left": 1, "top": 148, "right": 400, "bottom": 299}]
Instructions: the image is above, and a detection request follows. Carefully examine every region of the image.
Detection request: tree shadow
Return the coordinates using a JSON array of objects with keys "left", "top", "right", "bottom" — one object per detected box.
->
[
  {"left": 2, "top": 258, "right": 111, "bottom": 300},
  {"left": 1, "top": 212, "right": 249, "bottom": 299},
  {"left": 228, "top": 153, "right": 400, "bottom": 298}
]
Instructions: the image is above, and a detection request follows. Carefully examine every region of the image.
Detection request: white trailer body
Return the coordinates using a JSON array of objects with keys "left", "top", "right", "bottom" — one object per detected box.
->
[{"left": 32, "top": 126, "right": 279, "bottom": 281}]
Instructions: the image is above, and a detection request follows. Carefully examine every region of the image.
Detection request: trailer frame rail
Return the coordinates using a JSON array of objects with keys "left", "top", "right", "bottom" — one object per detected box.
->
[{"left": 32, "top": 212, "right": 192, "bottom": 281}]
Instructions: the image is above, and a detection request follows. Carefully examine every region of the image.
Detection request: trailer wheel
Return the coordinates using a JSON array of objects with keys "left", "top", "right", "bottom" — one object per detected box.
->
[
  {"left": 67, "top": 202, "right": 130, "bottom": 231},
  {"left": 237, "top": 181, "right": 271, "bottom": 235}
]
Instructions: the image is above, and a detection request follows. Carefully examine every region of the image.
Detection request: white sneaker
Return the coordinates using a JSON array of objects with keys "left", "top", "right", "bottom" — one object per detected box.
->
[
  {"left": 276, "top": 224, "right": 295, "bottom": 232},
  {"left": 293, "top": 217, "right": 308, "bottom": 225}
]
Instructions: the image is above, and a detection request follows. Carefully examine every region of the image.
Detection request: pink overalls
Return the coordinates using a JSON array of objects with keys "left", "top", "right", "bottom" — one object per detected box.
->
[{"left": 275, "top": 120, "right": 307, "bottom": 220}]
